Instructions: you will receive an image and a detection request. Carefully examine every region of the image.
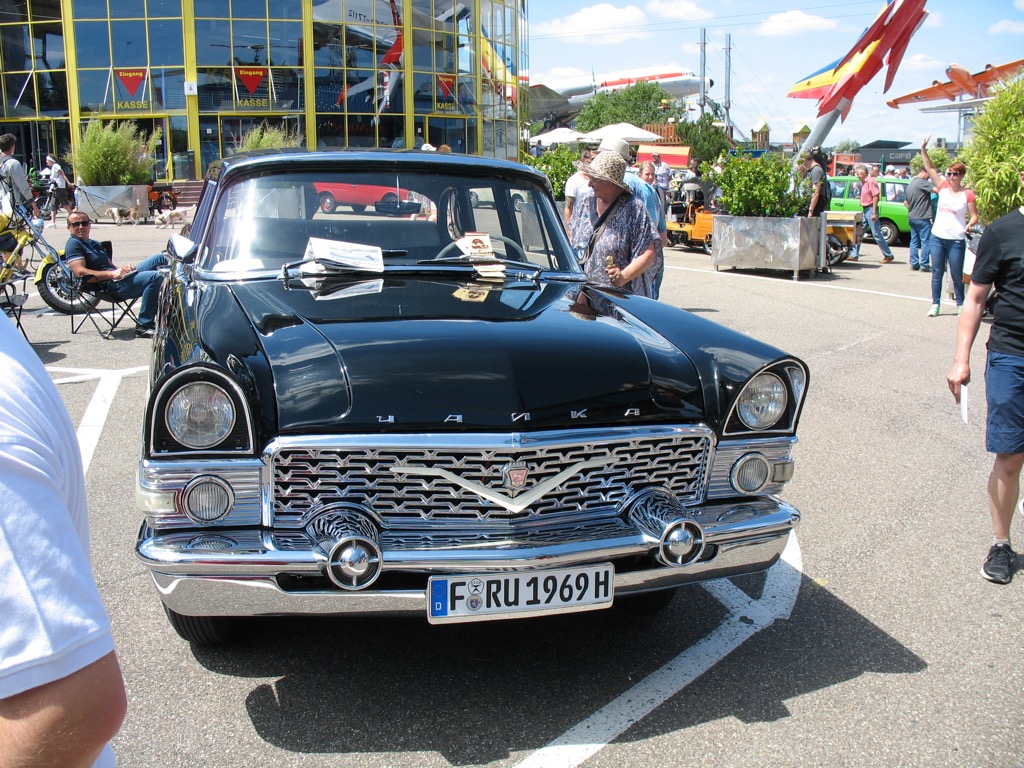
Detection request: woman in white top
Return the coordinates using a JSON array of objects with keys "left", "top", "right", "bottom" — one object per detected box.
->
[{"left": 921, "top": 136, "right": 978, "bottom": 316}]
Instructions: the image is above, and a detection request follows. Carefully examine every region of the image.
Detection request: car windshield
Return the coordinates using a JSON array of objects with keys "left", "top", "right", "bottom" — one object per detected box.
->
[{"left": 198, "top": 170, "right": 576, "bottom": 274}]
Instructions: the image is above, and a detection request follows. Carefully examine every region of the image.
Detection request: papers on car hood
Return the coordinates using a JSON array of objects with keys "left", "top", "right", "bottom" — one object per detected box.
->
[
  {"left": 300, "top": 237, "right": 384, "bottom": 274},
  {"left": 455, "top": 233, "right": 506, "bottom": 279}
]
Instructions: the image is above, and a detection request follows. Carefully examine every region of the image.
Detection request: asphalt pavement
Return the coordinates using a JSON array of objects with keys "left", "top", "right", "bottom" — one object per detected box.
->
[{"left": 11, "top": 220, "right": 1023, "bottom": 768}]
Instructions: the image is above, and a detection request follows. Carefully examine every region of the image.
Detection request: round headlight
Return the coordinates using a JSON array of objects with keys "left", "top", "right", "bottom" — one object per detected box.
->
[
  {"left": 736, "top": 372, "right": 788, "bottom": 430},
  {"left": 165, "top": 382, "right": 235, "bottom": 449}
]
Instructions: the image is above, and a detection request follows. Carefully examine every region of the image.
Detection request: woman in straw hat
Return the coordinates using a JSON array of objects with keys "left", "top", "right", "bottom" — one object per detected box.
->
[{"left": 567, "top": 151, "right": 658, "bottom": 298}]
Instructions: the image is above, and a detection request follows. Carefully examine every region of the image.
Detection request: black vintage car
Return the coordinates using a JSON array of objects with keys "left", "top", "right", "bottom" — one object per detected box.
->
[{"left": 136, "top": 149, "right": 809, "bottom": 644}]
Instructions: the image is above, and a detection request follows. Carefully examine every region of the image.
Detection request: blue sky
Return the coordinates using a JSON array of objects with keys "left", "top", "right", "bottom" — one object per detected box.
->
[{"left": 527, "top": 0, "right": 1024, "bottom": 148}]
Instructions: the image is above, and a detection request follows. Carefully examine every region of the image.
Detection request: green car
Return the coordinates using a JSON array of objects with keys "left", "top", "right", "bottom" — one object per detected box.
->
[{"left": 828, "top": 176, "right": 910, "bottom": 246}]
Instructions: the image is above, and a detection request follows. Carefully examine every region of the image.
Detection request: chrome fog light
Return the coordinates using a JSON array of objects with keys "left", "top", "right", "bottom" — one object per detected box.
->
[
  {"left": 731, "top": 453, "right": 771, "bottom": 495},
  {"left": 181, "top": 476, "right": 233, "bottom": 523}
]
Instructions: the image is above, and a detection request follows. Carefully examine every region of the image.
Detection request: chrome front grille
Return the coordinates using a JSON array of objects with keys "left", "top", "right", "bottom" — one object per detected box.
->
[{"left": 268, "top": 427, "right": 713, "bottom": 529}]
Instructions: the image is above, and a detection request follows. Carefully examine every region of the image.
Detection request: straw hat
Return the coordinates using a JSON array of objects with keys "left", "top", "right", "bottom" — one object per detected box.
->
[{"left": 576, "top": 151, "right": 629, "bottom": 192}]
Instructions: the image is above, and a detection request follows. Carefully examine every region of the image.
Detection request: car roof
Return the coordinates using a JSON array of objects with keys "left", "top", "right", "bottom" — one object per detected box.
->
[{"left": 207, "top": 148, "right": 551, "bottom": 190}]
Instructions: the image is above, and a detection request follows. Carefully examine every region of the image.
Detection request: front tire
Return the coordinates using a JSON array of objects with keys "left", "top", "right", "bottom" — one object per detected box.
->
[
  {"left": 37, "top": 261, "right": 99, "bottom": 314},
  {"left": 163, "top": 606, "right": 240, "bottom": 646},
  {"left": 702, "top": 235, "right": 713, "bottom": 256}
]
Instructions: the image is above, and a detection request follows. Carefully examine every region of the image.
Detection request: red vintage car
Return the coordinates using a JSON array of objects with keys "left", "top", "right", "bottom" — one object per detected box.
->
[{"left": 313, "top": 182, "right": 401, "bottom": 213}]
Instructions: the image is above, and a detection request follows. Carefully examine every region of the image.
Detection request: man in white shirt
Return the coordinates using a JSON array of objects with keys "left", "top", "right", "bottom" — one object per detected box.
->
[{"left": 0, "top": 318, "right": 126, "bottom": 767}]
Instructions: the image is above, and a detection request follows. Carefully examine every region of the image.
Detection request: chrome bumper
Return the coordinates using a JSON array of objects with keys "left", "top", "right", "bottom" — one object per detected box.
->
[{"left": 138, "top": 497, "right": 799, "bottom": 618}]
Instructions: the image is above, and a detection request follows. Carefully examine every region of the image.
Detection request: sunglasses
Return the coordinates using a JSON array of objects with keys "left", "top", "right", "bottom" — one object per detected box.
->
[
  {"left": 945, "top": 171, "right": 962, "bottom": 177},
  {"left": 69, "top": 220, "right": 92, "bottom": 227}
]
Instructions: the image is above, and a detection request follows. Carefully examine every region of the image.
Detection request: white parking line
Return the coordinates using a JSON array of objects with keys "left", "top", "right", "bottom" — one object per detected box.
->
[
  {"left": 513, "top": 534, "right": 803, "bottom": 768},
  {"left": 668, "top": 264, "right": 940, "bottom": 304},
  {"left": 48, "top": 365, "right": 148, "bottom": 474}
]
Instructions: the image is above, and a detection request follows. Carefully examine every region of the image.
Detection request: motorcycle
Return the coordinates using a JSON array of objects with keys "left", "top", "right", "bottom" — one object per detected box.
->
[{"left": 0, "top": 205, "right": 97, "bottom": 314}]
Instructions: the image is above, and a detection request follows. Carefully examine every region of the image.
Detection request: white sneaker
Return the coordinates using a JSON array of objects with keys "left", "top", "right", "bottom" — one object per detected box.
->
[{"left": 927, "top": 304, "right": 940, "bottom": 317}]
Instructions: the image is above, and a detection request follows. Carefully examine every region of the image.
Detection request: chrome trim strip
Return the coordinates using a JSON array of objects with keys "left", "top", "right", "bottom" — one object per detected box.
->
[
  {"left": 707, "top": 437, "right": 797, "bottom": 499},
  {"left": 147, "top": 535, "right": 790, "bottom": 618},
  {"left": 138, "top": 458, "right": 263, "bottom": 529},
  {"left": 136, "top": 498, "right": 798, "bottom": 576}
]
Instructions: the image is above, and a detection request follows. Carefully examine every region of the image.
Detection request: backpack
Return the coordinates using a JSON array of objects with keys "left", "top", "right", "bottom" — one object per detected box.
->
[{"left": 815, "top": 164, "right": 831, "bottom": 211}]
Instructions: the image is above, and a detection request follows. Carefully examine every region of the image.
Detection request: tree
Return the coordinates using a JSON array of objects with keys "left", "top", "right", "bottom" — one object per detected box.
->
[
  {"left": 957, "top": 76, "right": 1024, "bottom": 223},
  {"left": 673, "top": 113, "right": 730, "bottom": 167},
  {"left": 833, "top": 138, "right": 860, "bottom": 154},
  {"left": 573, "top": 81, "right": 673, "bottom": 133},
  {"left": 230, "top": 122, "right": 305, "bottom": 153},
  {"left": 69, "top": 120, "right": 162, "bottom": 185},
  {"left": 523, "top": 144, "right": 577, "bottom": 201}
]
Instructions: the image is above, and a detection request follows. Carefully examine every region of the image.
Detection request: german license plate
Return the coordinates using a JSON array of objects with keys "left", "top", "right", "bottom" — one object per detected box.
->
[{"left": 427, "top": 564, "right": 614, "bottom": 624}]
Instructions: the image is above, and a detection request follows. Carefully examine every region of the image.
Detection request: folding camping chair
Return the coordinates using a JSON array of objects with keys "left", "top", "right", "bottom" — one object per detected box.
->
[{"left": 69, "top": 240, "right": 140, "bottom": 339}]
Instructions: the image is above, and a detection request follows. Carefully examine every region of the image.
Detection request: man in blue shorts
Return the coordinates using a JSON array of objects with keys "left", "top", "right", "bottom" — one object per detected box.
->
[{"left": 947, "top": 168, "right": 1024, "bottom": 584}]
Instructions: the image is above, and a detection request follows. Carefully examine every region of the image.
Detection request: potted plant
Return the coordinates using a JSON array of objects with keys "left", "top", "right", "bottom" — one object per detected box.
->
[
  {"left": 68, "top": 120, "right": 161, "bottom": 221},
  {"left": 704, "top": 151, "right": 817, "bottom": 276}
]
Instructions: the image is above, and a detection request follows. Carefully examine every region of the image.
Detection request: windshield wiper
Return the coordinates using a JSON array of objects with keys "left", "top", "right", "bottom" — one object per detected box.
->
[{"left": 418, "top": 254, "right": 543, "bottom": 273}]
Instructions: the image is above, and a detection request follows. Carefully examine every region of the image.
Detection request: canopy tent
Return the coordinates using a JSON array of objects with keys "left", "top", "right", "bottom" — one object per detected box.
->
[
  {"left": 529, "top": 127, "right": 586, "bottom": 146},
  {"left": 635, "top": 144, "right": 690, "bottom": 168},
  {"left": 580, "top": 122, "right": 664, "bottom": 143}
]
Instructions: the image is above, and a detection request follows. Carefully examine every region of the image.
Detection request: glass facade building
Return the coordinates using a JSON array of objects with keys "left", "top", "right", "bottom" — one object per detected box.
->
[{"left": 0, "top": 0, "right": 527, "bottom": 179}]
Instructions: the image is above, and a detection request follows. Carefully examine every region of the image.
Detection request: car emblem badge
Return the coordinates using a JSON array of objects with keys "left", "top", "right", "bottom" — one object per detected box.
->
[{"left": 502, "top": 462, "right": 529, "bottom": 493}]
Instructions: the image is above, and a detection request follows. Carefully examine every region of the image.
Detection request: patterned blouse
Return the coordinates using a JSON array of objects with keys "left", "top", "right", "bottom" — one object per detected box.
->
[{"left": 568, "top": 187, "right": 658, "bottom": 298}]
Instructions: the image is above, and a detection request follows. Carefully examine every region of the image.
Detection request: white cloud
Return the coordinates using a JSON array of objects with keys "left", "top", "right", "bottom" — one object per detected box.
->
[
  {"left": 923, "top": 11, "right": 943, "bottom": 27},
  {"left": 646, "top": 0, "right": 713, "bottom": 21},
  {"left": 989, "top": 19, "right": 1024, "bottom": 34},
  {"left": 755, "top": 10, "right": 838, "bottom": 37},
  {"left": 899, "top": 53, "right": 945, "bottom": 72},
  {"left": 531, "top": 4, "right": 650, "bottom": 45},
  {"left": 1016, "top": 0, "right": 1024, "bottom": 11}
]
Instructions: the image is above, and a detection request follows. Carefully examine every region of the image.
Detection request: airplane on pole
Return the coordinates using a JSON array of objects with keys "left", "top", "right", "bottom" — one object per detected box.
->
[
  {"left": 886, "top": 59, "right": 1024, "bottom": 108},
  {"left": 529, "top": 68, "right": 711, "bottom": 125},
  {"left": 787, "top": 0, "right": 928, "bottom": 154}
]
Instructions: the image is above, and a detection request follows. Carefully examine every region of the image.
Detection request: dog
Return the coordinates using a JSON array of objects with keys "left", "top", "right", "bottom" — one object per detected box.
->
[
  {"left": 106, "top": 200, "right": 141, "bottom": 226},
  {"left": 154, "top": 204, "right": 195, "bottom": 229}
]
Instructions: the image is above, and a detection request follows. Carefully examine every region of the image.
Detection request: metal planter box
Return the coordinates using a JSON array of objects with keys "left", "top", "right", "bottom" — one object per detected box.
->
[
  {"left": 75, "top": 184, "right": 150, "bottom": 222},
  {"left": 712, "top": 215, "right": 819, "bottom": 277}
]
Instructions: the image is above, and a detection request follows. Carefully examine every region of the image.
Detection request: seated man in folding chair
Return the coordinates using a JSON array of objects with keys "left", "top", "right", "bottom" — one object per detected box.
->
[{"left": 64, "top": 212, "right": 167, "bottom": 338}]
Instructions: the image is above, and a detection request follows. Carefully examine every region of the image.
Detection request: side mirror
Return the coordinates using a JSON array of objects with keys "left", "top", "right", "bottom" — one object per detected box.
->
[{"left": 167, "top": 233, "right": 198, "bottom": 263}]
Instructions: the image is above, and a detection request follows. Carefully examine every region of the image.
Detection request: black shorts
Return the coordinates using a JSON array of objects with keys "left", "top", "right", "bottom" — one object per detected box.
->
[{"left": 53, "top": 186, "right": 71, "bottom": 207}]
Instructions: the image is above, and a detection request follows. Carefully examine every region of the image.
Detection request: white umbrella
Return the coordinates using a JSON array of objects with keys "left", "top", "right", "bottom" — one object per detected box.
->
[
  {"left": 529, "top": 127, "right": 586, "bottom": 146},
  {"left": 581, "top": 122, "right": 664, "bottom": 143}
]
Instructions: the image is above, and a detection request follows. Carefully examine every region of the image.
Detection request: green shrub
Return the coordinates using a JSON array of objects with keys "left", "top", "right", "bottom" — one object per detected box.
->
[
  {"left": 70, "top": 120, "right": 161, "bottom": 185},
  {"left": 705, "top": 152, "right": 809, "bottom": 217},
  {"left": 523, "top": 144, "right": 579, "bottom": 201},
  {"left": 957, "top": 77, "right": 1024, "bottom": 223},
  {"left": 230, "top": 123, "right": 305, "bottom": 153}
]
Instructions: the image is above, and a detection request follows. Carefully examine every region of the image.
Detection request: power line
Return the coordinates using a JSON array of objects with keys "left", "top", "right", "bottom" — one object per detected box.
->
[{"left": 531, "top": 1, "right": 881, "bottom": 41}]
